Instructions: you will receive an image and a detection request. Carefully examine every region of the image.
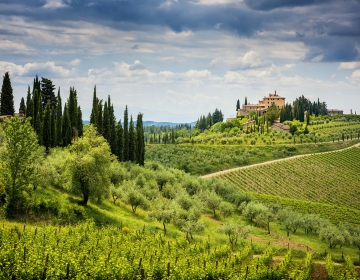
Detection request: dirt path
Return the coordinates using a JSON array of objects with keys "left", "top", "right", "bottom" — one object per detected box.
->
[{"left": 201, "top": 142, "right": 360, "bottom": 179}]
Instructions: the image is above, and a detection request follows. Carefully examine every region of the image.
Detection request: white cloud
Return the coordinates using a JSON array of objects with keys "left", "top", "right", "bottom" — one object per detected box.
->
[
  {"left": 0, "top": 61, "right": 77, "bottom": 77},
  {"left": 0, "top": 39, "right": 32, "bottom": 52},
  {"left": 338, "top": 62, "right": 360, "bottom": 70},
  {"left": 42, "top": 0, "right": 68, "bottom": 9},
  {"left": 69, "top": 59, "right": 81, "bottom": 66},
  {"left": 351, "top": 70, "right": 360, "bottom": 78},
  {"left": 231, "top": 50, "right": 273, "bottom": 70}
]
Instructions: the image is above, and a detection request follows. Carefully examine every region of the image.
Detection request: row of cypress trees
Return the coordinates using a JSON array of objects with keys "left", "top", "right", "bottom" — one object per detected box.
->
[
  {"left": 89, "top": 86, "right": 145, "bottom": 165},
  {"left": 23, "top": 76, "right": 83, "bottom": 150}
]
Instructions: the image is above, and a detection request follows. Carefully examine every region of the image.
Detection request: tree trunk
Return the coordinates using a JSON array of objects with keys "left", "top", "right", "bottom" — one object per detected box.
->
[
  {"left": 83, "top": 194, "right": 89, "bottom": 206},
  {"left": 163, "top": 222, "right": 166, "bottom": 236}
]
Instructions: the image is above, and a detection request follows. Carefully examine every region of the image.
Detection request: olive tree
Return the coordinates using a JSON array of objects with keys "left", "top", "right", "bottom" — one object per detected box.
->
[
  {"left": 69, "top": 125, "right": 113, "bottom": 205},
  {"left": 148, "top": 198, "right": 177, "bottom": 235},
  {"left": 217, "top": 223, "right": 251, "bottom": 250}
]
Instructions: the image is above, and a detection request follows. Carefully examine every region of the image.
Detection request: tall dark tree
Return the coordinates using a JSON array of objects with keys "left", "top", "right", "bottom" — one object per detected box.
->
[
  {"left": 43, "top": 102, "right": 52, "bottom": 151},
  {"left": 90, "top": 86, "right": 98, "bottom": 127},
  {"left": 245, "top": 96, "right": 248, "bottom": 105},
  {"left": 236, "top": 99, "right": 240, "bottom": 111},
  {"left": 77, "top": 106, "right": 83, "bottom": 137},
  {"left": 128, "top": 115, "right": 136, "bottom": 162},
  {"left": 108, "top": 102, "right": 117, "bottom": 154},
  {"left": 40, "top": 78, "right": 56, "bottom": 109},
  {"left": 56, "top": 88, "right": 63, "bottom": 146},
  {"left": 25, "top": 86, "right": 33, "bottom": 120},
  {"left": 103, "top": 100, "right": 109, "bottom": 140},
  {"left": 123, "top": 105, "right": 129, "bottom": 161},
  {"left": 68, "top": 87, "right": 78, "bottom": 133},
  {"left": 0, "top": 72, "right": 15, "bottom": 116},
  {"left": 136, "top": 113, "right": 145, "bottom": 165},
  {"left": 62, "top": 104, "right": 72, "bottom": 146},
  {"left": 19, "top": 97, "right": 26, "bottom": 113},
  {"left": 97, "top": 100, "right": 103, "bottom": 134},
  {"left": 51, "top": 108, "right": 56, "bottom": 147},
  {"left": 32, "top": 89, "right": 41, "bottom": 130},
  {"left": 115, "top": 120, "right": 124, "bottom": 161}
]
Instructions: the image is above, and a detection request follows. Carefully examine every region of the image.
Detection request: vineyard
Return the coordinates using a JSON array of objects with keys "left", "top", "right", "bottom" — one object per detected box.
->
[
  {"left": 216, "top": 147, "right": 360, "bottom": 224},
  {"left": 1, "top": 221, "right": 358, "bottom": 279}
]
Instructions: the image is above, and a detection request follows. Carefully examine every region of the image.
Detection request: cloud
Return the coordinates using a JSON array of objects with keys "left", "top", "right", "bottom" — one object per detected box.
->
[
  {"left": 231, "top": 51, "right": 272, "bottom": 70},
  {"left": 131, "top": 44, "right": 139, "bottom": 50},
  {"left": 42, "top": 0, "right": 68, "bottom": 9},
  {"left": 339, "top": 62, "right": 360, "bottom": 70},
  {"left": 129, "top": 60, "right": 147, "bottom": 70},
  {"left": 244, "top": 0, "right": 329, "bottom": 11},
  {"left": 0, "top": 61, "right": 77, "bottom": 78},
  {"left": 351, "top": 70, "right": 360, "bottom": 78},
  {"left": 159, "top": 56, "right": 186, "bottom": 63}
]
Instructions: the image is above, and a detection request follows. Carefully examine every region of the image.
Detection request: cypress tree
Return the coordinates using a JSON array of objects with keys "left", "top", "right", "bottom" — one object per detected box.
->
[
  {"left": 32, "top": 89, "right": 40, "bottom": 129},
  {"left": 51, "top": 108, "right": 56, "bottom": 147},
  {"left": 0, "top": 72, "right": 15, "bottom": 116},
  {"left": 56, "top": 88, "right": 62, "bottom": 146},
  {"left": 103, "top": 100, "right": 109, "bottom": 139},
  {"left": 236, "top": 99, "right": 240, "bottom": 111},
  {"left": 245, "top": 96, "right": 248, "bottom": 105},
  {"left": 40, "top": 78, "right": 56, "bottom": 109},
  {"left": 68, "top": 87, "right": 78, "bottom": 132},
  {"left": 90, "top": 85, "right": 98, "bottom": 127},
  {"left": 43, "top": 102, "right": 52, "bottom": 151},
  {"left": 62, "top": 104, "right": 72, "bottom": 146},
  {"left": 123, "top": 105, "right": 129, "bottom": 161},
  {"left": 19, "top": 97, "right": 26, "bottom": 113},
  {"left": 25, "top": 86, "right": 33, "bottom": 121},
  {"left": 128, "top": 115, "right": 136, "bottom": 162},
  {"left": 136, "top": 113, "right": 145, "bottom": 165},
  {"left": 108, "top": 102, "right": 117, "bottom": 154},
  {"left": 35, "top": 110, "right": 43, "bottom": 145},
  {"left": 116, "top": 120, "right": 124, "bottom": 161},
  {"left": 97, "top": 100, "right": 103, "bottom": 134},
  {"left": 77, "top": 106, "right": 83, "bottom": 137}
]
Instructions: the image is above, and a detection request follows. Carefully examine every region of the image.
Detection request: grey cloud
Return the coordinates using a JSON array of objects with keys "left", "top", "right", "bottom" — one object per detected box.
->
[
  {"left": 244, "top": 0, "right": 329, "bottom": 11},
  {"left": 131, "top": 44, "right": 139, "bottom": 50}
]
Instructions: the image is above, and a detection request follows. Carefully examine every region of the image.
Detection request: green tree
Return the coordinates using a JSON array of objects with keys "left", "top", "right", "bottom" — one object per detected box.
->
[
  {"left": 217, "top": 223, "right": 250, "bottom": 250},
  {"left": 0, "top": 72, "right": 15, "bottom": 116},
  {"left": 201, "top": 190, "right": 222, "bottom": 218},
  {"left": 55, "top": 88, "right": 62, "bottom": 146},
  {"left": 43, "top": 102, "right": 52, "bottom": 151},
  {"left": 19, "top": 97, "right": 26, "bottom": 113},
  {"left": 40, "top": 77, "right": 56, "bottom": 109},
  {"left": 115, "top": 120, "right": 124, "bottom": 161},
  {"left": 319, "top": 226, "right": 346, "bottom": 249},
  {"left": 69, "top": 125, "right": 113, "bottom": 205},
  {"left": 236, "top": 99, "right": 240, "bottom": 111},
  {"left": 123, "top": 105, "right": 129, "bottom": 161},
  {"left": 25, "top": 86, "right": 33, "bottom": 121},
  {"left": 89, "top": 86, "right": 98, "bottom": 127},
  {"left": 149, "top": 198, "right": 177, "bottom": 235},
  {"left": 136, "top": 113, "right": 145, "bottom": 165},
  {"left": 0, "top": 117, "right": 39, "bottom": 218},
  {"left": 62, "top": 104, "right": 72, "bottom": 146},
  {"left": 77, "top": 106, "right": 83, "bottom": 138},
  {"left": 128, "top": 115, "right": 136, "bottom": 162},
  {"left": 265, "top": 102, "right": 280, "bottom": 124}
]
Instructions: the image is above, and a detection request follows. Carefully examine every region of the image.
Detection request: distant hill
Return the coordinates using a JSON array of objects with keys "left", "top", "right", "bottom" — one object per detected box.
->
[{"left": 83, "top": 120, "right": 197, "bottom": 127}]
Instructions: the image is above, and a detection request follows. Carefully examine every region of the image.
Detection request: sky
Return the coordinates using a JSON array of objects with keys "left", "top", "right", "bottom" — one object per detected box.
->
[{"left": 0, "top": 0, "right": 360, "bottom": 123}]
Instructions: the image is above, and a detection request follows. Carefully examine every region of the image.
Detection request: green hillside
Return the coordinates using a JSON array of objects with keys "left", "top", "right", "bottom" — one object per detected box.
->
[{"left": 215, "top": 147, "right": 360, "bottom": 224}]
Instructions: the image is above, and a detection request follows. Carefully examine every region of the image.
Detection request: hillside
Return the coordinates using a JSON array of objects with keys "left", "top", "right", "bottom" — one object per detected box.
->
[{"left": 212, "top": 146, "right": 360, "bottom": 224}]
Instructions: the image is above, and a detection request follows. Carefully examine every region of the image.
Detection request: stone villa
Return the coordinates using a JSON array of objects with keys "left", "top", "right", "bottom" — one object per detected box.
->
[{"left": 237, "top": 91, "right": 285, "bottom": 117}]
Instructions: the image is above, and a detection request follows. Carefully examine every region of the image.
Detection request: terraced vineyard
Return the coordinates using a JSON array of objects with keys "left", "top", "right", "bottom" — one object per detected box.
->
[{"left": 216, "top": 147, "right": 360, "bottom": 223}]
